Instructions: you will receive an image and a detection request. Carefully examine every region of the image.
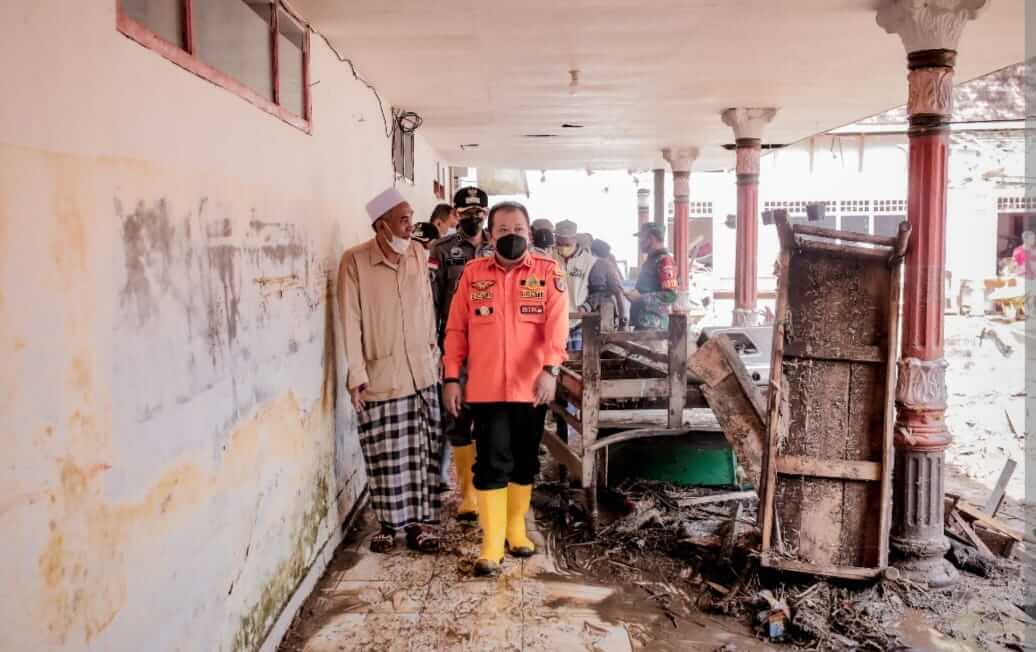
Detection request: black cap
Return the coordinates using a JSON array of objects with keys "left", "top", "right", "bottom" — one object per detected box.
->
[
  {"left": 453, "top": 186, "right": 488, "bottom": 211},
  {"left": 411, "top": 222, "right": 440, "bottom": 243},
  {"left": 634, "top": 222, "right": 666, "bottom": 239}
]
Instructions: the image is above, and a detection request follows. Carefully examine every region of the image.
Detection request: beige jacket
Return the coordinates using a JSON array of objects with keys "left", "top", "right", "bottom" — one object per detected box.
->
[{"left": 338, "top": 237, "right": 438, "bottom": 402}]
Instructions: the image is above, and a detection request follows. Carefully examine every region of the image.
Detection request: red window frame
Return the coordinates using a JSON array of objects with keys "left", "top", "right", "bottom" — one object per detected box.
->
[{"left": 116, "top": 0, "right": 312, "bottom": 132}]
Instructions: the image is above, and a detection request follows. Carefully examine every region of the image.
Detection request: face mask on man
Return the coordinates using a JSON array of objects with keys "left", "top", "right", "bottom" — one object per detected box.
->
[
  {"left": 496, "top": 234, "right": 528, "bottom": 261},
  {"left": 459, "top": 217, "right": 482, "bottom": 237},
  {"left": 379, "top": 222, "right": 411, "bottom": 255},
  {"left": 557, "top": 244, "right": 576, "bottom": 259}
]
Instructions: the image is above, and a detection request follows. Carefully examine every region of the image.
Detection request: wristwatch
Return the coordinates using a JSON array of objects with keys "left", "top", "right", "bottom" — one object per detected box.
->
[{"left": 542, "top": 365, "right": 560, "bottom": 377}]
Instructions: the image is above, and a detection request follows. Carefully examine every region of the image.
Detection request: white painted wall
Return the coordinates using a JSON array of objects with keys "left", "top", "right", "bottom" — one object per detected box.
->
[{"left": 0, "top": 3, "right": 444, "bottom": 651}]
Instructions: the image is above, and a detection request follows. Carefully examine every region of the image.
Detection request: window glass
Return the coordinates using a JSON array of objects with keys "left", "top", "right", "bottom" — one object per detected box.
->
[
  {"left": 841, "top": 215, "right": 870, "bottom": 235},
  {"left": 277, "top": 10, "right": 305, "bottom": 116},
  {"left": 874, "top": 214, "right": 904, "bottom": 238},
  {"left": 195, "top": 0, "right": 274, "bottom": 101},
  {"left": 122, "top": 0, "right": 185, "bottom": 48}
]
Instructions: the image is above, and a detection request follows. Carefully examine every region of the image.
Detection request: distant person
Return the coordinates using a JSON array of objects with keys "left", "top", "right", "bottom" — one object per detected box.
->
[
  {"left": 430, "top": 203, "right": 458, "bottom": 237},
  {"left": 338, "top": 188, "right": 443, "bottom": 554},
  {"left": 626, "top": 223, "right": 677, "bottom": 330},
  {"left": 429, "top": 186, "right": 494, "bottom": 523},
  {"left": 1012, "top": 231, "right": 1036, "bottom": 280},
  {"left": 587, "top": 239, "right": 627, "bottom": 330},
  {"left": 531, "top": 218, "right": 556, "bottom": 255},
  {"left": 555, "top": 220, "right": 597, "bottom": 350}
]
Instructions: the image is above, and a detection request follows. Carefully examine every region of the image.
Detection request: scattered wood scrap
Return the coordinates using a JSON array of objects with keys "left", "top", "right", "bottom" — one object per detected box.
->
[{"left": 983, "top": 458, "right": 1017, "bottom": 516}]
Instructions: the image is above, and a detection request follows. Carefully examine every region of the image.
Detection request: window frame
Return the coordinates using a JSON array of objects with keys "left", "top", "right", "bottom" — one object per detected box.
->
[{"left": 116, "top": 0, "right": 312, "bottom": 132}]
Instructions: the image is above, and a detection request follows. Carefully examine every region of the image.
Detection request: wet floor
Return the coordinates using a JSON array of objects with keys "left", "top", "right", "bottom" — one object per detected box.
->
[{"left": 278, "top": 493, "right": 770, "bottom": 652}]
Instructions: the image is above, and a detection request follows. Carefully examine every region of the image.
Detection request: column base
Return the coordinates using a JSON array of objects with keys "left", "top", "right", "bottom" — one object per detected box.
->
[
  {"left": 891, "top": 535, "right": 959, "bottom": 590},
  {"left": 732, "top": 308, "right": 760, "bottom": 326}
]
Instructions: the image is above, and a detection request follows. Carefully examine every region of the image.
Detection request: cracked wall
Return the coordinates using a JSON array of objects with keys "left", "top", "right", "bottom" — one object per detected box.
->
[{"left": 0, "top": 2, "right": 445, "bottom": 651}]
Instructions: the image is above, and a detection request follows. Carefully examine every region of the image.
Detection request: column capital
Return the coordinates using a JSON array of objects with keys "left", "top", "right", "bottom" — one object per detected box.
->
[
  {"left": 876, "top": 0, "right": 987, "bottom": 53},
  {"left": 636, "top": 187, "right": 651, "bottom": 207},
  {"left": 721, "top": 108, "right": 777, "bottom": 140},
  {"left": 662, "top": 147, "right": 699, "bottom": 173}
]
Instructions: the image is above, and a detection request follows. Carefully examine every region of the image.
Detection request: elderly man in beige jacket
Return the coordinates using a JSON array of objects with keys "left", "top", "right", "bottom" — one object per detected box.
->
[{"left": 338, "top": 187, "right": 443, "bottom": 554}]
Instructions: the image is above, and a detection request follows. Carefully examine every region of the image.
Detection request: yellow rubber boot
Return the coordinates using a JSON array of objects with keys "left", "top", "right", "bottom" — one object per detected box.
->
[
  {"left": 454, "top": 444, "right": 478, "bottom": 523},
  {"left": 506, "top": 483, "right": 535, "bottom": 558},
  {"left": 474, "top": 488, "right": 508, "bottom": 576}
]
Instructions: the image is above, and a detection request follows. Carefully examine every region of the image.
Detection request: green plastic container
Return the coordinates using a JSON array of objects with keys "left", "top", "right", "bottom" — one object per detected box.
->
[{"left": 606, "top": 431, "right": 739, "bottom": 488}]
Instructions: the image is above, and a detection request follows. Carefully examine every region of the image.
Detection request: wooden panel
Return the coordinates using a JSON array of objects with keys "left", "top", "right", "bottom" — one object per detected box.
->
[
  {"left": 761, "top": 219, "right": 900, "bottom": 578},
  {"left": 580, "top": 315, "right": 602, "bottom": 489},
  {"left": 792, "top": 223, "right": 898, "bottom": 247},
  {"left": 776, "top": 456, "right": 881, "bottom": 482},
  {"left": 689, "top": 335, "right": 768, "bottom": 489}
]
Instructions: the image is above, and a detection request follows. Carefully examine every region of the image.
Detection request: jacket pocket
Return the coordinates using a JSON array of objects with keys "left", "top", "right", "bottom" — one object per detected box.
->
[{"left": 366, "top": 356, "right": 401, "bottom": 395}]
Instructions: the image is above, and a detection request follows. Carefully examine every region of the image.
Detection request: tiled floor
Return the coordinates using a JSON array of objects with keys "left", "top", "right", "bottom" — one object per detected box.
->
[{"left": 279, "top": 495, "right": 768, "bottom": 652}]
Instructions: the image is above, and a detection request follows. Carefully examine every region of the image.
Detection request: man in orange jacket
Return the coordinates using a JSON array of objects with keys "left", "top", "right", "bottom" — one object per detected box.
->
[{"left": 443, "top": 201, "right": 569, "bottom": 576}]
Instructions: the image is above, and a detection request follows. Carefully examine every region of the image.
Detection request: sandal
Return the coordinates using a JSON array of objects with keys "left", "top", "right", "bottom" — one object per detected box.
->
[
  {"left": 405, "top": 526, "right": 440, "bottom": 554},
  {"left": 369, "top": 531, "right": 395, "bottom": 554}
]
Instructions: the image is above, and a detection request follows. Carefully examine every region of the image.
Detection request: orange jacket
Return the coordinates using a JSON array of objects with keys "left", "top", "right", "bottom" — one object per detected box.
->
[{"left": 444, "top": 253, "right": 569, "bottom": 403}]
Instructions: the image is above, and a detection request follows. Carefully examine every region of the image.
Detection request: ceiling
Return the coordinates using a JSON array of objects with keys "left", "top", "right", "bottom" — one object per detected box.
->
[{"left": 293, "top": 0, "right": 1024, "bottom": 171}]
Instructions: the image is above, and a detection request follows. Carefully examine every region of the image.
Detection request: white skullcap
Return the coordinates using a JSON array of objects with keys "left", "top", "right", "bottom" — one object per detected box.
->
[{"left": 365, "top": 187, "right": 408, "bottom": 224}]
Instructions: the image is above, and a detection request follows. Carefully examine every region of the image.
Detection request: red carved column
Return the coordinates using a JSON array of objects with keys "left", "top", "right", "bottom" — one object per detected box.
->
[
  {"left": 722, "top": 108, "right": 776, "bottom": 326},
  {"left": 637, "top": 187, "right": 651, "bottom": 265},
  {"left": 663, "top": 147, "right": 699, "bottom": 311},
  {"left": 877, "top": 0, "right": 986, "bottom": 589}
]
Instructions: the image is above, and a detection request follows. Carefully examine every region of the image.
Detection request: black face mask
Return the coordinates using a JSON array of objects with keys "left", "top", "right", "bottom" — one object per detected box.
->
[
  {"left": 532, "top": 229, "right": 555, "bottom": 249},
  {"left": 459, "top": 217, "right": 482, "bottom": 237},
  {"left": 496, "top": 234, "right": 528, "bottom": 260}
]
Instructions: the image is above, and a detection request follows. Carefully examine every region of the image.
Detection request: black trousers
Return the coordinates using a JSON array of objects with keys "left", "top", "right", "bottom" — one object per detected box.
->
[{"left": 470, "top": 403, "right": 547, "bottom": 490}]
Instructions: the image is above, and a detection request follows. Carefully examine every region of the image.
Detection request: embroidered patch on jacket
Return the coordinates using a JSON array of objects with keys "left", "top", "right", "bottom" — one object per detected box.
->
[
  {"left": 471, "top": 290, "right": 494, "bottom": 302},
  {"left": 474, "top": 306, "right": 494, "bottom": 317},
  {"left": 520, "top": 304, "right": 545, "bottom": 315},
  {"left": 519, "top": 288, "right": 546, "bottom": 300},
  {"left": 471, "top": 280, "right": 496, "bottom": 290},
  {"left": 520, "top": 275, "right": 543, "bottom": 288},
  {"left": 428, "top": 258, "right": 440, "bottom": 271}
]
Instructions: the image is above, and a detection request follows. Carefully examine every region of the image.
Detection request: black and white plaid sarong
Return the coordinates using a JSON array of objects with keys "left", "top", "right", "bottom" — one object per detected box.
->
[{"left": 358, "top": 385, "right": 443, "bottom": 530}]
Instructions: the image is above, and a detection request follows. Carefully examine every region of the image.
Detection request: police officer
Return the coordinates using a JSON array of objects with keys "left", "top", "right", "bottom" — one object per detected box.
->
[
  {"left": 429, "top": 186, "right": 494, "bottom": 522},
  {"left": 626, "top": 223, "right": 678, "bottom": 330},
  {"left": 443, "top": 201, "right": 569, "bottom": 576}
]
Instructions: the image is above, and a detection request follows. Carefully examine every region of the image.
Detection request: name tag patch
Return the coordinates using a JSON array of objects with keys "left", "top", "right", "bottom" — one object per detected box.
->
[
  {"left": 520, "top": 305, "right": 545, "bottom": 315},
  {"left": 471, "top": 290, "right": 494, "bottom": 302},
  {"left": 519, "top": 288, "right": 546, "bottom": 300}
]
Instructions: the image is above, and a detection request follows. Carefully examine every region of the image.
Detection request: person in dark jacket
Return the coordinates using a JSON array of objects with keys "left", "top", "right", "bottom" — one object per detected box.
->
[
  {"left": 626, "top": 223, "right": 677, "bottom": 330},
  {"left": 587, "top": 239, "right": 627, "bottom": 330}
]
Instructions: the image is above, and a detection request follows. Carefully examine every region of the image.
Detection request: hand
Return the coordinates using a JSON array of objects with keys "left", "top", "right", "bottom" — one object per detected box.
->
[
  {"left": 625, "top": 289, "right": 641, "bottom": 302},
  {"left": 444, "top": 382, "right": 463, "bottom": 417},
  {"left": 533, "top": 371, "right": 557, "bottom": 407},
  {"left": 349, "top": 385, "right": 366, "bottom": 413}
]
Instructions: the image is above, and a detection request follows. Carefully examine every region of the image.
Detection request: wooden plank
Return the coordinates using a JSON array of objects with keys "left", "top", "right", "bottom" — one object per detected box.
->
[
  {"left": 982, "top": 458, "right": 1017, "bottom": 516},
  {"left": 675, "top": 490, "right": 757, "bottom": 508},
  {"left": 954, "top": 501, "right": 1023, "bottom": 542},
  {"left": 688, "top": 335, "right": 768, "bottom": 490},
  {"left": 762, "top": 556, "right": 882, "bottom": 581},
  {"left": 792, "top": 223, "right": 898, "bottom": 247},
  {"left": 600, "top": 378, "right": 670, "bottom": 399},
  {"left": 783, "top": 341, "right": 883, "bottom": 364},
  {"left": 603, "top": 330, "right": 669, "bottom": 344},
  {"left": 877, "top": 248, "right": 904, "bottom": 568},
  {"left": 559, "top": 367, "right": 583, "bottom": 400},
  {"left": 581, "top": 314, "right": 602, "bottom": 490},
  {"left": 605, "top": 341, "right": 667, "bottom": 364},
  {"left": 949, "top": 511, "right": 995, "bottom": 558},
  {"left": 760, "top": 248, "right": 790, "bottom": 545},
  {"left": 550, "top": 401, "right": 583, "bottom": 434},
  {"left": 597, "top": 408, "right": 722, "bottom": 431},
  {"left": 586, "top": 427, "right": 692, "bottom": 452},
  {"left": 795, "top": 239, "right": 891, "bottom": 260},
  {"left": 776, "top": 456, "right": 881, "bottom": 482},
  {"left": 667, "top": 313, "right": 688, "bottom": 428},
  {"left": 842, "top": 361, "right": 885, "bottom": 568},
  {"left": 542, "top": 430, "right": 582, "bottom": 479}
]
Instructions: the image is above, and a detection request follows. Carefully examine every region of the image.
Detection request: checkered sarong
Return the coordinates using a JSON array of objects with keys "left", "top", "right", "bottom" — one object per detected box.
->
[
  {"left": 358, "top": 385, "right": 443, "bottom": 530},
  {"left": 567, "top": 325, "right": 583, "bottom": 352}
]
